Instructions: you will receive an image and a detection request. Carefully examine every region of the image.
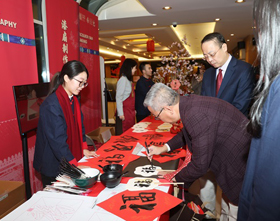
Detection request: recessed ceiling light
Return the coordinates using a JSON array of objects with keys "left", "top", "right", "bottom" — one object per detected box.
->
[
  {"left": 235, "top": 0, "right": 245, "bottom": 3},
  {"left": 152, "top": 23, "right": 158, "bottom": 26},
  {"left": 227, "top": 39, "right": 230, "bottom": 42},
  {"left": 215, "top": 18, "right": 221, "bottom": 21},
  {"left": 163, "top": 6, "right": 172, "bottom": 10},
  {"left": 231, "top": 34, "right": 234, "bottom": 36}
]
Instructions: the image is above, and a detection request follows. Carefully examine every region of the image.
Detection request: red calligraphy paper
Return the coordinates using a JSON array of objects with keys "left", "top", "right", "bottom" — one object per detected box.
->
[
  {"left": 78, "top": 153, "right": 140, "bottom": 170},
  {"left": 98, "top": 189, "right": 182, "bottom": 221}
]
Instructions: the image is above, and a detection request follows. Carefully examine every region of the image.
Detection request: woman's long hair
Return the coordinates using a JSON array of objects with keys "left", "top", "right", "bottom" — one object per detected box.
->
[
  {"left": 248, "top": 0, "right": 280, "bottom": 137},
  {"left": 119, "top": 59, "right": 137, "bottom": 81},
  {"left": 49, "top": 60, "right": 89, "bottom": 94}
]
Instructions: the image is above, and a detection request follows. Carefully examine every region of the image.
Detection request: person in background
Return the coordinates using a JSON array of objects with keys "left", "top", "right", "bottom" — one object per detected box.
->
[
  {"left": 115, "top": 58, "right": 137, "bottom": 135},
  {"left": 33, "top": 60, "right": 99, "bottom": 188},
  {"left": 135, "top": 62, "right": 154, "bottom": 122},
  {"left": 191, "top": 62, "right": 207, "bottom": 95},
  {"left": 201, "top": 32, "right": 254, "bottom": 116},
  {"left": 144, "top": 83, "right": 251, "bottom": 220},
  {"left": 238, "top": 1, "right": 280, "bottom": 220}
]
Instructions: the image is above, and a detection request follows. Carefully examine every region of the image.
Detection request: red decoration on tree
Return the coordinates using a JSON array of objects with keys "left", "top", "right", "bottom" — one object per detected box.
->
[
  {"left": 111, "top": 55, "right": 126, "bottom": 78},
  {"left": 147, "top": 39, "right": 155, "bottom": 52}
]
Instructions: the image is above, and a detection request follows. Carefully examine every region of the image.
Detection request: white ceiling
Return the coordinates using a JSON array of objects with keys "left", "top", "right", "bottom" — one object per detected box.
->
[{"left": 95, "top": 0, "right": 254, "bottom": 62}]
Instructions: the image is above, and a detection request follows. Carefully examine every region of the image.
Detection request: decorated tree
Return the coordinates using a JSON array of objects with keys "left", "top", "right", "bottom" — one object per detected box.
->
[{"left": 153, "top": 35, "right": 198, "bottom": 94}]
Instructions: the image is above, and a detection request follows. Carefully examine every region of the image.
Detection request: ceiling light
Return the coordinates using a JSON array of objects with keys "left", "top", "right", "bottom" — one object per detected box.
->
[
  {"left": 231, "top": 34, "right": 234, "bottom": 36},
  {"left": 227, "top": 39, "right": 230, "bottom": 42},
  {"left": 215, "top": 18, "right": 221, "bottom": 21},
  {"left": 152, "top": 23, "right": 157, "bottom": 26},
  {"left": 235, "top": 0, "right": 245, "bottom": 3},
  {"left": 163, "top": 6, "right": 172, "bottom": 10}
]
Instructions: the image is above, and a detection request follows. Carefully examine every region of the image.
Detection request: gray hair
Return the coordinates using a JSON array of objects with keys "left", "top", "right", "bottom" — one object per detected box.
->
[
  {"left": 143, "top": 83, "right": 179, "bottom": 111},
  {"left": 248, "top": 0, "right": 280, "bottom": 137}
]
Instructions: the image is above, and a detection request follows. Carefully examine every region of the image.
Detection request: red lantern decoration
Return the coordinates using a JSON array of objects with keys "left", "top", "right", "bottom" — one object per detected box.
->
[{"left": 147, "top": 39, "right": 155, "bottom": 52}]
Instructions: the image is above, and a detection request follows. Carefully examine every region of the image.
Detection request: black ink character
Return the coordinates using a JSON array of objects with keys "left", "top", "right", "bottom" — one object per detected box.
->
[
  {"left": 149, "top": 141, "right": 165, "bottom": 146},
  {"left": 104, "top": 144, "right": 134, "bottom": 152},
  {"left": 141, "top": 166, "right": 156, "bottom": 173},
  {"left": 120, "top": 192, "right": 157, "bottom": 213},
  {"left": 142, "top": 134, "right": 163, "bottom": 140},
  {"left": 122, "top": 192, "right": 156, "bottom": 204},
  {"left": 114, "top": 135, "right": 139, "bottom": 143},
  {"left": 134, "top": 179, "right": 153, "bottom": 188},
  {"left": 129, "top": 203, "right": 157, "bottom": 213},
  {"left": 159, "top": 149, "right": 181, "bottom": 158}
]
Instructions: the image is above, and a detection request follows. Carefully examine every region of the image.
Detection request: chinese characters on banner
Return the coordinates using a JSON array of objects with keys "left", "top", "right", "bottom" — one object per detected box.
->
[
  {"left": 45, "top": 0, "right": 79, "bottom": 77},
  {"left": 61, "top": 19, "right": 68, "bottom": 63}
]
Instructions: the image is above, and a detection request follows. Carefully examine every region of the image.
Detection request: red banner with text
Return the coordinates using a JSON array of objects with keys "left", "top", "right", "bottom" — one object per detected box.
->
[
  {"left": 79, "top": 7, "right": 101, "bottom": 133},
  {"left": 45, "top": 0, "right": 79, "bottom": 78},
  {"left": 0, "top": 0, "right": 39, "bottom": 191}
]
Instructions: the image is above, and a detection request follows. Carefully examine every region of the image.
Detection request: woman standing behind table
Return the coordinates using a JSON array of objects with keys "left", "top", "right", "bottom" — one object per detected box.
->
[
  {"left": 238, "top": 1, "right": 280, "bottom": 220},
  {"left": 33, "top": 60, "right": 98, "bottom": 187},
  {"left": 115, "top": 58, "right": 137, "bottom": 135}
]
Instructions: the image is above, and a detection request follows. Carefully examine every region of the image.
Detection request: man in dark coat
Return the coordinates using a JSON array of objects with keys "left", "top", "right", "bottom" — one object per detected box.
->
[
  {"left": 144, "top": 83, "right": 251, "bottom": 219},
  {"left": 201, "top": 32, "right": 254, "bottom": 116},
  {"left": 135, "top": 62, "right": 154, "bottom": 122}
]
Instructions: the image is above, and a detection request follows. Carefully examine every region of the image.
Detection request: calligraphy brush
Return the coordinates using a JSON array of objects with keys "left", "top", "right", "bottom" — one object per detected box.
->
[
  {"left": 59, "top": 158, "right": 86, "bottom": 179},
  {"left": 145, "top": 141, "right": 154, "bottom": 169}
]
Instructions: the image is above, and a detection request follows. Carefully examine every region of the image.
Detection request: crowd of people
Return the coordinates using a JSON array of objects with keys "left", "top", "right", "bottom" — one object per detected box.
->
[{"left": 33, "top": 0, "right": 280, "bottom": 220}]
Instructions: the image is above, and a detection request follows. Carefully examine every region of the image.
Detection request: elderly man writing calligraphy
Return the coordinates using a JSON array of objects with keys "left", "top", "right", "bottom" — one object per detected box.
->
[{"left": 144, "top": 83, "right": 251, "bottom": 220}]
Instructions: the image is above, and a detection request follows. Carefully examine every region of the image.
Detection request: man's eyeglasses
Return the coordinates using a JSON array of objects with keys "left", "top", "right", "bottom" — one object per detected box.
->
[
  {"left": 73, "top": 78, "right": 88, "bottom": 88},
  {"left": 203, "top": 46, "right": 222, "bottom": 60},
  {"left": 154, "top": 108, "right": 164, "bottom": 120}
]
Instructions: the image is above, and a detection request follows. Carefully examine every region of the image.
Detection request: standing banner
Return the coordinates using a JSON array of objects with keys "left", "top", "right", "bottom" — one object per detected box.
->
[
  {"left": 45, "top": 0, "right": 79, "bottom": 78},
  {"left": 0, "top": 0, "right": 39, "bottom": 191},
  {"left": 79, "top": 7, "right": 101, "bottom": 133}
]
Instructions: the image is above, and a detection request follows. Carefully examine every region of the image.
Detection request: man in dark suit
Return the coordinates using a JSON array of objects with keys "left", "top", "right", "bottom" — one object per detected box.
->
[
  {"left": 201, "top": 32, "right": 254, "bottom": 116},
  {"left": 144, "top": 83, "right": 251, "bottom": 220},
  {"left": 135, "top": 62, "right": 154, "bottom": 122}
]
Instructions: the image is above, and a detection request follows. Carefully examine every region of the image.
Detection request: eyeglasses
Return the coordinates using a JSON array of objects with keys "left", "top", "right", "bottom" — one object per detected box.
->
[
  {"left": 203, "top": 46, "right": 222, "bottom": 60},
  {"left": 154, "top": 108, "right": 164, "bottom": 120},
  {"left": 73, "top": 78, "right": 88, "bottom": 88}
]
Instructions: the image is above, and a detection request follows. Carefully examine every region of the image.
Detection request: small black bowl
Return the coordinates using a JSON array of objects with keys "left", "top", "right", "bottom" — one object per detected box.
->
[
  {"left": 102, "top": 164, "right": 123, "bottom": 173},
  {"left": 100, "top": 171, "right": 122, "bottom": 188}
]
